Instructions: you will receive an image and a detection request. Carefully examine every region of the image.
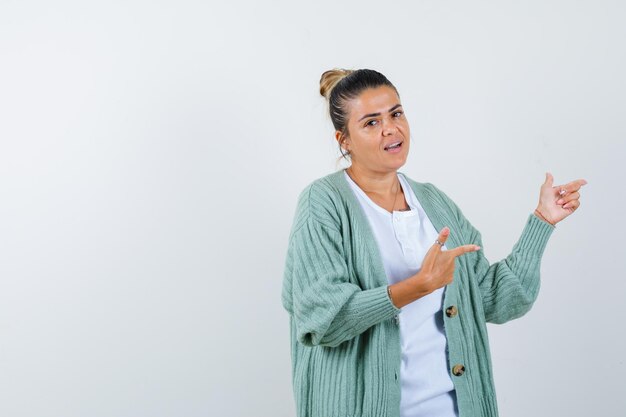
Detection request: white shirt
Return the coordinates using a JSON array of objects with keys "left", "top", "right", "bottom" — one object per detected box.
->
[{"left": 344, "top": 170, "right": 459, "bottom": 417}]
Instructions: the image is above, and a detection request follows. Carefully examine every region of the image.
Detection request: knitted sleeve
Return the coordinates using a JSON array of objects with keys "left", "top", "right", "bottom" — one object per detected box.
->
[
  {"left": 427, "top": 184, "right": 555, "bottom": 324},
  {"left": 463, "top": 212, "right": 555, "bottom": 323},
  {"left": 281, "top": 185, "right": 401, "bottom": 348}
]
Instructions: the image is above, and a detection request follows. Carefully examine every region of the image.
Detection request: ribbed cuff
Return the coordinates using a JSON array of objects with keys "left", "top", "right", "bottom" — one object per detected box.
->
[
  {"left": 320, "top": 285, "right": 402, "bottom": 345},
  {"left": 512, "top": 213, "right": 556, "bottom": 257},
  {"left": 362, "top": 284, "right": 402, "bottom": 318}
]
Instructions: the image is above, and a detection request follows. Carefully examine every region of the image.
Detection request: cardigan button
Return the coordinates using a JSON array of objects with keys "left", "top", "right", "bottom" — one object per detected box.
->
[
  {"left": 452, "top": 364, "right": 465, "bottom": 376},
  {"left": 393, "top": 315, "right": 399, "bottom": 326},
  {"left": 445, "top": 305, "right": 458, "bottom": 318}
]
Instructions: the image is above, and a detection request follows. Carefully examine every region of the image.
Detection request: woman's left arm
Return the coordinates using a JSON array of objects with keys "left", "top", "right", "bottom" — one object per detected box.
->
[
  {"left": 464, "top": 213, "right": 555, "bottom": 324},
  {"left": 432, "top": 173, "right": 588, "bottom": 324},
  {"left": 479, "top": 173, "right": 587, "bottom": 323}
]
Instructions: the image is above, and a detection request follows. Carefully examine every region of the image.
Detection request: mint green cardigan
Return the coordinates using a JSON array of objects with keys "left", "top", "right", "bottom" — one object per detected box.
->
[{"left": 281, "top": 169, "right": 555, "bottom": 417}]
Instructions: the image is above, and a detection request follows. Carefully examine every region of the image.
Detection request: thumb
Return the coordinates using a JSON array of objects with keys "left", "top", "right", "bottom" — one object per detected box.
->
[
  {"left": 423, "top": 227, "right": 449, "bottom": 268},
  {"left": 436, "top": 226, "right": 450, "bottom": 248},
  {"left": 544, "top": 172, "right": 554, "bottom": 188}
]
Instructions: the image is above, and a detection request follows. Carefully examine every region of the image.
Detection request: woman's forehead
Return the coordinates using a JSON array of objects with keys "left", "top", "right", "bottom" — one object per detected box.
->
[{"left": 349, "top": 86, "right": 401, "bottom": 118}]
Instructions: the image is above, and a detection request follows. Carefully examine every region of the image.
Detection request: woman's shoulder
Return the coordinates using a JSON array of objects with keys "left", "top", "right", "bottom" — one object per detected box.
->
[
  {"left": 290, "top": 170, "right": 347, "bottom": 234},
  {"left": 296, "top": 170, "right": 343, "bottom": 200},
  {"left": 293, "top": 170, "right": 345, "bottom": 213}
]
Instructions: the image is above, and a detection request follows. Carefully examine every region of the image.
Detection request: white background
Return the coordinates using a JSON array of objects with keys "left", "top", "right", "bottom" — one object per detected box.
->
[{"left": 0, "top": 1, "right": 624, "bottom": 416}]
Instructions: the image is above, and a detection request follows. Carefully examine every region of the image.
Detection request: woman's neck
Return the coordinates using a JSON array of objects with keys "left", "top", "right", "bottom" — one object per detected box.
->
[{"left": 346, "top": 164, "right": 400, "bottom": 199}]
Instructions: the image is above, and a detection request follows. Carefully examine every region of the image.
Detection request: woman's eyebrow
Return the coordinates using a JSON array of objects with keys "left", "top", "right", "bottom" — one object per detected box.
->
[{"left": 358, "top": 104, "right": 403, "bottom": 122}]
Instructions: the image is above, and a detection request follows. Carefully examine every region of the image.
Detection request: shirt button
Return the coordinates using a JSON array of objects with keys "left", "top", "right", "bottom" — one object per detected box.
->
[
  {"left": 445, "top": 305, "right": 458, "bottom": 318},
  {"left": 452, "top": 364, "right": 465, "bottom": 376},
  {"left": 394, "top": 315, "right": 399, "bottom": 326}
]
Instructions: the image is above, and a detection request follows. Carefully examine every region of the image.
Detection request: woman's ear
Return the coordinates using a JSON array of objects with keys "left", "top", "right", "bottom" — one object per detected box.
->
[{"left": 336, "top": 130, "right": 349, "bottom": 151}]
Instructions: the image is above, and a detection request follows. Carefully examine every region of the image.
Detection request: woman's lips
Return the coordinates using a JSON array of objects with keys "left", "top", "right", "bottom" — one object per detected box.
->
[{"left": 385, "top": 142, "right": 403, "bottom": 153}]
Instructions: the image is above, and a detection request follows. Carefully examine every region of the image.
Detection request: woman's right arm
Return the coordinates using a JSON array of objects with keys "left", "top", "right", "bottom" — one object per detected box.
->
[
  {"left": 282, "top": 182, "right": 409, "bottom": 348},
  {"left": 282, "top": 216, "right": 401, "bottom": 348}
]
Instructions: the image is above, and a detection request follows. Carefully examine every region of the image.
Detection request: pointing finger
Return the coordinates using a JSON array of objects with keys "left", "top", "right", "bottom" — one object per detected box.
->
[
  {"left": 557, "top": 179, "right": 589, "bottom": 196},
  {"left": 567, "top": 179, "right": 589, "bottom": 191},
  {"left": 449, "top": 244, "right": 482, "bottom": 258}
]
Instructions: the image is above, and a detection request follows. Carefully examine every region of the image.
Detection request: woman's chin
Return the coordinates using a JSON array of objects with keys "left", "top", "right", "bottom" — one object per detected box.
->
[{"left": 388, "top": 153, "right": 408, "bottom": 168}]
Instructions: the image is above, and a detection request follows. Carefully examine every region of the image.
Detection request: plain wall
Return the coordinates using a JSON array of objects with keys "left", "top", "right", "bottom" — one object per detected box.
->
[{"left": 0, "top": 0, "right": 624, "bottom": 416}]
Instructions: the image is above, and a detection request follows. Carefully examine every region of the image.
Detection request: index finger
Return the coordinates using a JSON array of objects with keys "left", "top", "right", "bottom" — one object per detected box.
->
[
  {"left": 449, "top": 244, "right": 481, "bottom": 258},
  {"left": 558, "top": 179, "right": 589, "bottom": 195}
]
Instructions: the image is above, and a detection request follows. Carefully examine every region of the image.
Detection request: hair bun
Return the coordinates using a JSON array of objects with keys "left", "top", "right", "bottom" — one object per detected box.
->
[{"left": 319, "top": 68, "right": 354, "bottom": 100}]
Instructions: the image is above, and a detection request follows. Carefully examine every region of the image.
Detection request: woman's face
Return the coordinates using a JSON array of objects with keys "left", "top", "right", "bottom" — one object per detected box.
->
[{"left": 337, "top": 85, "right": 410, "bottom": 173}]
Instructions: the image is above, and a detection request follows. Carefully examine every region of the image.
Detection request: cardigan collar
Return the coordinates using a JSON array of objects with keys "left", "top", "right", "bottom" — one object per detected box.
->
[{"left": 325, "top": 168, "right": 454, "bottom": 248}]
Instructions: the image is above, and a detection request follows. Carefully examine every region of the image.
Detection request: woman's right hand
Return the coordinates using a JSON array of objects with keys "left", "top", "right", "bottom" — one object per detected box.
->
[
  {"left": 388, "top": 227, "right": 481, "bottom": 308},
  {"left": 414, "top": 226, "right": 481, "bottom": 294}
]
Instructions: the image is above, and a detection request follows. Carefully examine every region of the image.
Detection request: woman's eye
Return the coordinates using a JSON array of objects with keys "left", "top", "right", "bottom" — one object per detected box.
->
[
  {"left": 393, "top": 111, "right": 404, "bottom": 117},
  {"left": 365, "top": 119, "right": 378, "bottom": 127}
]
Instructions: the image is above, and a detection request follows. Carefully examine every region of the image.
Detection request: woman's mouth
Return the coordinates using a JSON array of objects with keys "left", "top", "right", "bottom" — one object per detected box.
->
[{"left": 384, "top": 141, "right": 403, "bottom": 153}]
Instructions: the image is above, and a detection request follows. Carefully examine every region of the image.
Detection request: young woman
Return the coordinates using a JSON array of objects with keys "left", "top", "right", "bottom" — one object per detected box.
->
[{"left": 281, "top": 68, "right": 587, "bottom": 417}]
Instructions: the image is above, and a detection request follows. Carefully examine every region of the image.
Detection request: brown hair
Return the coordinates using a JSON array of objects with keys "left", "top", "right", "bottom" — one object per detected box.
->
[{"left": 319, "top": 68, "right": 399, "bottom": 163}]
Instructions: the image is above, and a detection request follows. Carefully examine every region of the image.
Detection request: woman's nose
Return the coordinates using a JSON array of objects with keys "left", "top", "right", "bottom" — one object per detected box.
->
[{"left": 382, "top": 119, "right": 399, "bottom": 135}]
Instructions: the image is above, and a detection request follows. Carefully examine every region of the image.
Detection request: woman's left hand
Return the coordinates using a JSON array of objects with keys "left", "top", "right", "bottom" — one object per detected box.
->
[{"left": 534, "top": 172, "right": 588, "bottom": 226}]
